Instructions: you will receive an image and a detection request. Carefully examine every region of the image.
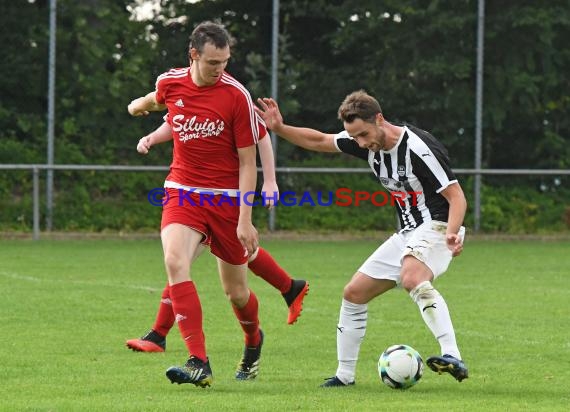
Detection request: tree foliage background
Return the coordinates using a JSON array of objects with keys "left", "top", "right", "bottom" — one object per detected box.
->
[{"left": 0, "top": 0, "right": 568, "bottom": 232}]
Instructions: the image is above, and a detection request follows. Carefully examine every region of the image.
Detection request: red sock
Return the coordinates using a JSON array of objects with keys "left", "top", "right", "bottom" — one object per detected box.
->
[
  {"left": 170, "top": 281, "right": 207, "bottom": 361},
  {"left": 248, "top": 247, "right": 292, "bottom": 293},
  {"left": 152, "top": 283, "right": 175, "bottom": 337},
  {"left": 232, "top": 291, "right": 261, "bottom": 346}
]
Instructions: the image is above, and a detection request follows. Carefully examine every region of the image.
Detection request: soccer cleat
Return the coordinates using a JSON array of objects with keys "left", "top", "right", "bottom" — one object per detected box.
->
[
  {"left": 320, "top": 376, "right": 355, "bottom": 387},
  {"left": 166, "top": 356, "right": 213, "bottom": 388},
  {"left": 126, "top": 329, "right": 166, "bottom": 352},
  {"left": 426, "top": 354, "right": 469, "bottom": 382},
  {"left": 235, "top": 330, "right": 264, "bottom": 380},
  {"left": 282, "top": 279, "right": 309, "bottom": 325}
]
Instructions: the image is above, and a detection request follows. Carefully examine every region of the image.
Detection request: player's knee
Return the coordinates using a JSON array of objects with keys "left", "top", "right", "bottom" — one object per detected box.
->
[
  {"left": 400, "top": 274, "right": 421, "bottom": 292},
  {"left": 229, "top": 295, "right": 248, "bottom": 308},
  {"left": 163, "top": 252, "right": 186, "bottom": 277},
  {"left": 226, "top": 287, "right": 249, "bottom": 307},
  {"left": 400, "top": 261, "right": 433, "bottom": 292},
  {"left": 343, "top": 282, "right": 363, "bottom": 303}
]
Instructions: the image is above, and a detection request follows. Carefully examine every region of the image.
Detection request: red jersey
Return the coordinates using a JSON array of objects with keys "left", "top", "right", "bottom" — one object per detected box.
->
[{"left": 155, "top": 67, "right": 266, "bottom": 190}]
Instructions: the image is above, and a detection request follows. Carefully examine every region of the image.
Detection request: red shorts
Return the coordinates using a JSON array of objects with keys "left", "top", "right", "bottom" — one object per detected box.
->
[{"left": 161, "top": 188, "right": 248, "bottom": 265}]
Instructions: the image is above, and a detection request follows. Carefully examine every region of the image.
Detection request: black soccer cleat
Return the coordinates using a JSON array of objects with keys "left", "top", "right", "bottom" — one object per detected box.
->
[
  {"left": 320, "top": 376, "right": 355, "bottom": 387},
  {"left": 235, "top": 330, "right": 264, "bottom": 380},
  {"left": 426, "top": 354, "right": 469, "bottom": 382},
  {"left": 166, "top": 356, "right": 213, "bottom": 388}
]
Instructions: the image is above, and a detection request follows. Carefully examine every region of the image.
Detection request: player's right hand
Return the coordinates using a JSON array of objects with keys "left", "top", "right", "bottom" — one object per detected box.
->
[
  {"left": 137, "top": 136, "right": 151, "bottom": 154},
  {"left": 127, "top": 99, "right": 150, "bottom": 116}
]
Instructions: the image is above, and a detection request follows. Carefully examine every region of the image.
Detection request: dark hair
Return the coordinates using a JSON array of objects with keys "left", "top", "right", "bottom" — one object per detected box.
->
[
  {"left": 337, "top": 90, "right": 382, "bottom": 124},
  {"left": 188, "top": 21, "right": 235, "bottom": 55}
]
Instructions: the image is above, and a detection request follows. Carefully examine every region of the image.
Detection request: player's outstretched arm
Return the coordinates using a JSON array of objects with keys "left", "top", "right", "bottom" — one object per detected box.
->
[
  {"left": 255, "top": 97, "right": 337, "bottom": 153},
  {"left": 137, "top": 122, "right": 173, "bottom": 154},
  {"left": 128, "top": 91, "right": 166, "bottom": 116},
  {"left": 257, "top": 133, "right": 279, "bottom": 208}
]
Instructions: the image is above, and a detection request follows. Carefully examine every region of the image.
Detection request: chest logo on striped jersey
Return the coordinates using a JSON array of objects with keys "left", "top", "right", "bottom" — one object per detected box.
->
[
  {"left": 380, "top": 177, "right": 404, "bottom": 190},
  {"left": 397, "top": 165, "right": 406, "bottom": 177}
]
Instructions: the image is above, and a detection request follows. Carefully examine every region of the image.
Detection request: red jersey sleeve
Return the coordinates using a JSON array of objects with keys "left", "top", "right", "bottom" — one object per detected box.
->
[
  {"left": 232, "top": 88, "right": 262, "bottom": 149},
  {"left": 155, "top": 75, "right": 167, "bottom": 105},
  {"left": 155, "top": 68, "right": 186, "bottom": 105}
]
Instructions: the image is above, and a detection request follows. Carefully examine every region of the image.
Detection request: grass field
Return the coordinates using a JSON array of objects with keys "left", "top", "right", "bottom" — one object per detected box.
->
[{"left": 0, "top": 237, "right": 568, "bottom": 411}]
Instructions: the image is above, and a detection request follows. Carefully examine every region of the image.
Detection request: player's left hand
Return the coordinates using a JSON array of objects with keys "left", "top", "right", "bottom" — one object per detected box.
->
[
  {"left": 237, "top": 221, "right": 259, "bottom": 256},
  {"left": 446, "top": 233, "right": 463, "bottom": 257},
  {"left": 261, "top": 181, "right": 279, "bottom": 210}
]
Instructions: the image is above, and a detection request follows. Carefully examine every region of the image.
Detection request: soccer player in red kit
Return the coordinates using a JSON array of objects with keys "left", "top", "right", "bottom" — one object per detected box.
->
[
  {"left": 125, "top": 120, "right": 309, "bottom": 354},
  {"left": 127, "top": 21, "right": 269, "bottom": 387}
]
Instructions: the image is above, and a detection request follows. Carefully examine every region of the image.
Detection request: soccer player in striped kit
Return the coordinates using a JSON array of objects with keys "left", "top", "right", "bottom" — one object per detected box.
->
[
  {"left": 255, "top": 90, "right": 469, "bottom": 386},
  {"left": 127, "top": 21, "right": 273, "bottom": 387}
]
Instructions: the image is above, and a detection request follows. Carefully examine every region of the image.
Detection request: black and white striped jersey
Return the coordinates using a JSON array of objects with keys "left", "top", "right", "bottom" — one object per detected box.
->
[{"left": 333, "top": 125, "right": 458, "bottom": 232}]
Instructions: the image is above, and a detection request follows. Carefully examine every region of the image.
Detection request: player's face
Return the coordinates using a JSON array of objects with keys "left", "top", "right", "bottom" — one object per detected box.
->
[
  {"left": 191, "top": 43, "right": 230, "bottom": 86},
  {"left": 344, "top": 116, "right": 386, "bottom": 152}
]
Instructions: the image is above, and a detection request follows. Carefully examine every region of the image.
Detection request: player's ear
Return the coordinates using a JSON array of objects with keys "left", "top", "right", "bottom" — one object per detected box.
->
[
  {"left": 189, "top": 47, "right": 200, "bottom": 61},
  {"left": 375, "top": 113, "right": 384, "bottom": 126}
]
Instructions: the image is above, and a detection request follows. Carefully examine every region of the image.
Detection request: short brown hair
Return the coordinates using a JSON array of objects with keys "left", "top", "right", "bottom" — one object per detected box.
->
[
  {"left": 189, "top": 21, "right": 235, "bottom": 55},
  {"left": 337, "top": 90, "right": 382, "bottom": 124}
]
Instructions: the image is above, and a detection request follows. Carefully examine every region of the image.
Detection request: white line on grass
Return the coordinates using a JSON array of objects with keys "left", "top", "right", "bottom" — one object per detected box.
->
[{"left": 0, "top": 270, "right": 160, "bottom": 292}]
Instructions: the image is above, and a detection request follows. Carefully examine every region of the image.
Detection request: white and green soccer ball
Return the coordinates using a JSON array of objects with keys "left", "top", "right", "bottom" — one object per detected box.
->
[{"left": 378, "top": 344, "right": 424, "bottom": 389}]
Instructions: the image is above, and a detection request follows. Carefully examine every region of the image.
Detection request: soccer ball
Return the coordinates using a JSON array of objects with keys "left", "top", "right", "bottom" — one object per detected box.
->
[{"left": 378, "top": 344, "right": 424, "bottom": 389}]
